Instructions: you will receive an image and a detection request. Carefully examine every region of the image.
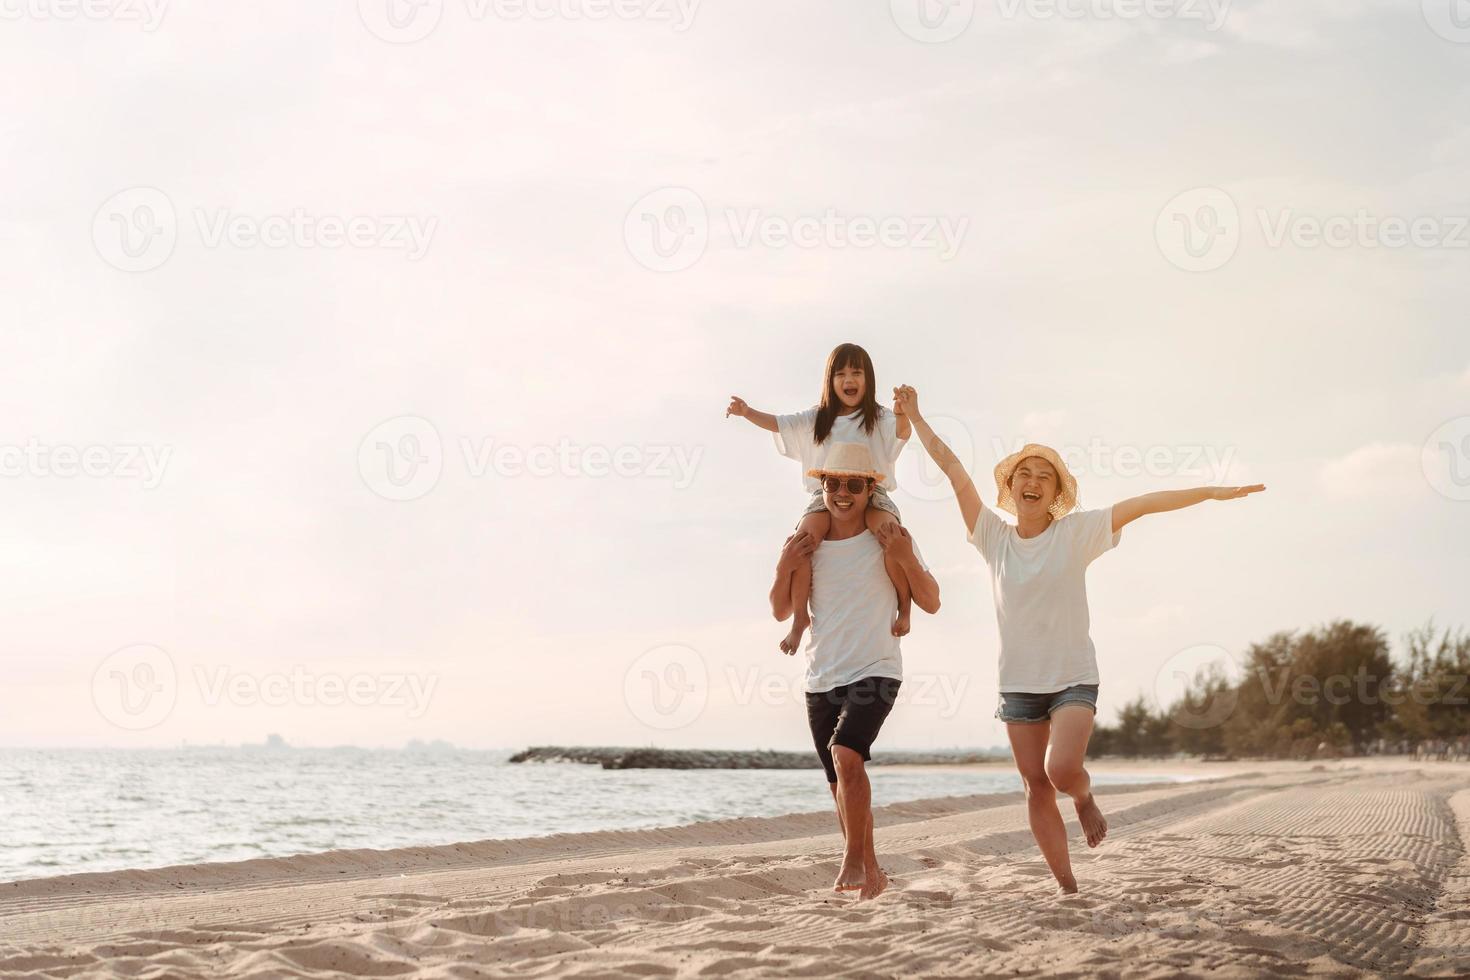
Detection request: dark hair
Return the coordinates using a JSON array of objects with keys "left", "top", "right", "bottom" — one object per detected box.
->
[{"left": 814, "top": 343, "right": 880, "bottom": 445}]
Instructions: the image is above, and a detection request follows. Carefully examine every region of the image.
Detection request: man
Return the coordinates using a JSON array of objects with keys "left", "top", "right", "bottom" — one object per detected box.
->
[{"left": 769, "top": 442, "right": 941, "bottom": 901}]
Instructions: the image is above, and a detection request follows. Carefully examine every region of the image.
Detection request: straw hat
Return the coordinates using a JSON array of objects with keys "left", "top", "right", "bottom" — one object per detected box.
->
[
  {"left": 807, "top": 442, "right": 885, "bottom": 484},
  {"left": 994, "top": 443, "right": 1078, "bottom": 518}
]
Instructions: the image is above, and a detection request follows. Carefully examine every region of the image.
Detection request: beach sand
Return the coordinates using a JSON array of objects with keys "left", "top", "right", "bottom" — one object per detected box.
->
[{"left": 2, "top": 759, "right": 1468, "bottom": 978}]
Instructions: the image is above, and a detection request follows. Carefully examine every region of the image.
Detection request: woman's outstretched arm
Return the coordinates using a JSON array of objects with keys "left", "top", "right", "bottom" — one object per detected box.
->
[
  {"left": 1111, "top": 485, "right": 1266, "bottom": 533},
  {"left": 726, "top": 395, "right": 778, "bottom": 433},
  {"left": 894, "top": 385, "right": 982, "bottom": 537}
]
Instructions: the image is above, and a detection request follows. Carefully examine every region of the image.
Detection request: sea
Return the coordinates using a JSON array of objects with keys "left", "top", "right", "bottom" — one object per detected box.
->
[{"left": 0, "top": 747, "right": 1180, "bottom": 884}]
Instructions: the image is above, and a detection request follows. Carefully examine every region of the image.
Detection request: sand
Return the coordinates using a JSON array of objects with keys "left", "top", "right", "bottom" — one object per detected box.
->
[{"left": 2, "top": 759, "right": 1468, "bottom": 979}]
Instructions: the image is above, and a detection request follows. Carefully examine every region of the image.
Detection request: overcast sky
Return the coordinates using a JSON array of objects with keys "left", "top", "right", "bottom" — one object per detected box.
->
[{"left": 2, "top": 0, "right": 1468, "bottom": 751}]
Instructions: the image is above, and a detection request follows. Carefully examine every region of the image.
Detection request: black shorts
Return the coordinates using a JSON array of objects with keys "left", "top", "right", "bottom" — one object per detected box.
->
[{"left": 805, "top": 676, "right": 902, "bottom": 784}]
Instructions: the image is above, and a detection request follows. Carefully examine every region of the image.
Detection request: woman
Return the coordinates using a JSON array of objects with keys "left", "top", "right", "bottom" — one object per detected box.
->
[{"left": 894, "top": 384, "right": 1264, "bottom": 893}]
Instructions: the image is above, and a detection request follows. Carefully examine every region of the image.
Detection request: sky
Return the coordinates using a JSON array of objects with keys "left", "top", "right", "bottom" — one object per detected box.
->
[{"left": 2, "top": 0, "right": 1468, "bottom": 751}]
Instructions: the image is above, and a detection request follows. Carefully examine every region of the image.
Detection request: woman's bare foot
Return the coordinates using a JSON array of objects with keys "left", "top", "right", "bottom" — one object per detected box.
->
[
  {"left": 833, "top": 859, "right": 865, "bottom": 892},
  {"left": 890, "top": 610, "right": 910, "bottom": 637},
  {"left": 1075, "top": 793, "right": 1108, "bottom": 848},
  {"left": 1057, "top": 875, "right": 1079, "bottom": 895},
  {"left": 859, "top": 868, "right": 889, "bottom": 901},
  {"left": 780, "top": 614, "right": 809, "bottom": 655}
]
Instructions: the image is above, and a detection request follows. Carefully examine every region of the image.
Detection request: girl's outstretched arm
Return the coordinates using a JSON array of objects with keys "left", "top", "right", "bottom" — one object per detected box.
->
[
  {"left": 726, "top": 395, "right": 778, "bottom": 433},
  {"left": 1111, "top": 485, "right": 1266, "bottom": 533},
  {"left": 894, "top": 385, "right": 982, "bottom": 537}
]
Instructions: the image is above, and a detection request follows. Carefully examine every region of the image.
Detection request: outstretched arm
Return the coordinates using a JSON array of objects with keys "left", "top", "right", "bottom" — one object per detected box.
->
[
  {"left": 769, "top": 532, "right": 816, "bottom": 621},
  {"left": 894, "top": 385, "right": 982, "bottom": 537},
  {"left": 727, "top": 396, "right": 778, "bottom": 433},
  {"left": 1111, "top": 485, "right": 1266, "bottom": 533}
]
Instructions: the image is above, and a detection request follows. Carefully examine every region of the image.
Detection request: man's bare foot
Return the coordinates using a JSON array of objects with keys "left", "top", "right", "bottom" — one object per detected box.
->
[
  {"left": 859, "top": 868, "right": 889, "bottom": 901},
  {"left": 1057, "top": 876, "right": 1079, "bottom": 895},
  {"left": 833, "top": 859, "right": 865, "bottom": 892},
  {"left": 780, "top": 617, "right": 808, "bottom": 655},
  {"left": 890, "top": 610, "right": 910, "bottom": 638},
  {"left": 1076, "top": 793, "right": 1108, "bottom": 848}
]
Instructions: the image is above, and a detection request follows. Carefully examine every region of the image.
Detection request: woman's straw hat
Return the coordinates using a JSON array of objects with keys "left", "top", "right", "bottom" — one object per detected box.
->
[
  {"left": 994, "top": 443, "right": 1079, "bottom": 518},
  {"left": 807, "top": 442, "right": 885, "bottom": 483}
]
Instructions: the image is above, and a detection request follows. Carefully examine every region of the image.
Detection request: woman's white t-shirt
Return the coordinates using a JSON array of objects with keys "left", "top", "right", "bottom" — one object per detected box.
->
[
  {"left": 773, "top": 407, "right": 907, "bottom": 492},
  {"left": 968, "top": 505, "right": 1122, "bottom": 693}
]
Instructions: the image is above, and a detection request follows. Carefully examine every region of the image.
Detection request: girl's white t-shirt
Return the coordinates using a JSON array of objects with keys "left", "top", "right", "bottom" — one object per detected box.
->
[
  {"left": 968, "top": 505, "right": 1122, "bottom": 693},
  {"left": 773, "top": 407, "right": 907, "bottom": 492}
]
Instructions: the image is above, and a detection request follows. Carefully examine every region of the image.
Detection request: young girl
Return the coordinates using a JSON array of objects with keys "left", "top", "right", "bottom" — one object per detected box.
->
[
  {"left": 896, "top": 382, "right": 1265, "bottom": 893},
  {"left": 727, "top": 343, "right": 916, "bottom": 653}
]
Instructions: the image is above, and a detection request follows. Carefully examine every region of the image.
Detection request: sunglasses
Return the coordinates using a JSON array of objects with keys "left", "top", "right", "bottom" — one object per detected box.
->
[{"left": 821, "top": 476, "right": 873, "bottom": 494}]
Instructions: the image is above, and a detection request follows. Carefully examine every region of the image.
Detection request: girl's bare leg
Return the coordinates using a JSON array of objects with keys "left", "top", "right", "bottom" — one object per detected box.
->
[
  {"left": 1006, "top": 720, "right": 1077, "bottom": 893},
  {"left": 780, "top": 510, "right": 830, "bottom": 654},
  {"left": 865, "top": 508, "right": 913, "bottom": 637},
  {"left": 1046, "top": 706, "right": 1107, "bottom": 848}
]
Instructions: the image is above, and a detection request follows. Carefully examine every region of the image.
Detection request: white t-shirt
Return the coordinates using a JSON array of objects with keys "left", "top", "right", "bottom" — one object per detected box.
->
[
  {"left": 804, "top": 530, "right": 926, "bottom": 693},
  {"left": 968, "top": 505, "right": 1121, "bottom": 693},
  {"left": 774, "top": 407, "right": 907, "bottom": 493}
]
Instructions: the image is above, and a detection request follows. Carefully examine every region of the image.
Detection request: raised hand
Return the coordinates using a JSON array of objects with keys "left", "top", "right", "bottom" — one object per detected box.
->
[
  {"left": 893, "top": 384, "right": 919, "bottom": 420},
  {"left": 726, "top": 395, "right": 749, "bottom": 419},
  {"left": 1210, "top": 484, "right": 1267, "bottom": 501}
]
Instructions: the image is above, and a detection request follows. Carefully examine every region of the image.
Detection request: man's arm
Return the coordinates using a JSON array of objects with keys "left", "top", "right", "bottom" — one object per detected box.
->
[
  {"left": 874, "top": 525, "right": 940, "bottom": 615},
  {"left": 1111, "top": 485, "right": 1266, "bottom": 534},
  {"left": 769, "top": 532, "right": 817, "bottom": 620}
]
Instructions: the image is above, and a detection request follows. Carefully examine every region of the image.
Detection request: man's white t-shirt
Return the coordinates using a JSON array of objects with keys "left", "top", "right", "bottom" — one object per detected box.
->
[
  {"left": 773, "top": 407, "right": 907, "bottom": 493},
  {"left": 804, "top": 530, "right": 925, "bottom": 693},
  {"left": 968, "top": 505, "right": 1121, "bottom": 693}
]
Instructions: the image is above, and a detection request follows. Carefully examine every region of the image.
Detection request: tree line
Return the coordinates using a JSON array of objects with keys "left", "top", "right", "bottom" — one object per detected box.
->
[{"left": 1090, "top": 621, "right": 1470, "bottom": 759}]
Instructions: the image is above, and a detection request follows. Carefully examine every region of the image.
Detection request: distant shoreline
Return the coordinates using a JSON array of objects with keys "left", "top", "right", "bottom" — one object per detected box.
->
[{"left": 508, "top": 745, "right": 1008, "bottom": 769}]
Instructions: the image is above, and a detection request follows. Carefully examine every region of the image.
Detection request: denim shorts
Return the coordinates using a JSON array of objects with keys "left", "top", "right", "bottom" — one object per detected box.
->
[
  {"left": 800, "top": 485, "right": 902, "bottom": 522},
  {"left": 995, "top": 684, "right": 1099, "bottom": 724}
]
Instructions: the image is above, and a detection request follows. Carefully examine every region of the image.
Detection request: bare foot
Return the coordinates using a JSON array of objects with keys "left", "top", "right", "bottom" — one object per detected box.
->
[
  {"left": 1076, "top": 793, "right": 1108, "bottom": 848},
  {"left": 859, "top": 867, "right": 889, "bottom": 901},
  {"left": 1057, "top": 876, "right": 1079, "bottom": 895},
  {"left": 833, "top": 859, "right": 865, "bottom": 892},
  {"left": 780, "top": 616, "right": 809, "bottom": 655},
  {"left": 890, "top": 610, "right": 910, "bottom": 638}
]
